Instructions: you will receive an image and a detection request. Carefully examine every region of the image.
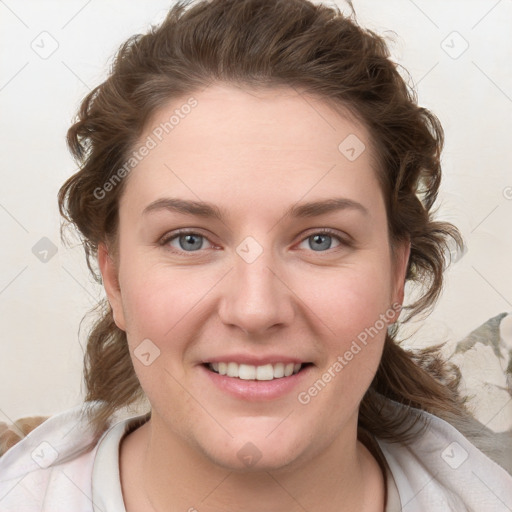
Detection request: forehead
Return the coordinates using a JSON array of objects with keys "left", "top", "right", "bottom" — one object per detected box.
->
[
  {"left": 120, "top": 84, "right": 383, "bottom": 217},
  {"left": 140, "top": 84, "right": 375, "bottom": 162}
]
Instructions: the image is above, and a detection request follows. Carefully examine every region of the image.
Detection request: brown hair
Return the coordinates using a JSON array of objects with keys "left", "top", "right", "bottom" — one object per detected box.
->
[{"left": 58, "top": 0, "right": 481, "bottom": 464}]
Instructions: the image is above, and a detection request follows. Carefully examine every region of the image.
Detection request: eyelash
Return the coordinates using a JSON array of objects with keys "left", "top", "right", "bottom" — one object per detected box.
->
[{"left": 158, "top": 228, "right": 352, "bottom": 256}]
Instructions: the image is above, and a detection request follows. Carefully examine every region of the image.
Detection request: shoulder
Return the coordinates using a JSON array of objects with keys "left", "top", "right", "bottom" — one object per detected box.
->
[
  {"left": 377, "top": 400, "right": 512, "bottom": 511},
  {"left": 0, "top": 415, "right": 50, "bottom": 456},
  {"left": 0, "top": 402, "right": 107, "bottom": 512}
]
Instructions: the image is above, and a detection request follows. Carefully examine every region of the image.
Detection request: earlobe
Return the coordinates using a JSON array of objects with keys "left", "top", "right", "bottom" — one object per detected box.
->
[
  {"left": 390, "top": 239, "right": 411, "bottom": 323},
  {"left": 97, "top": 242, "right": 126, "bottom": 331}
]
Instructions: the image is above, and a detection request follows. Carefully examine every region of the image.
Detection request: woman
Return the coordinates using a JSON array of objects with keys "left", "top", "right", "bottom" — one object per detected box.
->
[{"left": 1, "top": 0, "right": 511, "bottom": 510}]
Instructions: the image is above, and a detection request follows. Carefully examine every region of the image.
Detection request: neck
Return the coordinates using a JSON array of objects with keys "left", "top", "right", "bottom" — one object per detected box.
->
[{"left": 120, "top": 413, "right": 386, "bottom": 512}]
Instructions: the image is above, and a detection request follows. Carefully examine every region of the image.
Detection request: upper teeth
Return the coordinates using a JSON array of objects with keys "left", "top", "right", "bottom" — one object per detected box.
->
[{"left": 209, "top": 362, "right": 302, "bottom": 380}]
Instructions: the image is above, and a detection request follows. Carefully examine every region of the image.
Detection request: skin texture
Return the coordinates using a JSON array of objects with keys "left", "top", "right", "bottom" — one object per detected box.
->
[{"left": 99, "top": 84, "right": 410, "bottom": 511}]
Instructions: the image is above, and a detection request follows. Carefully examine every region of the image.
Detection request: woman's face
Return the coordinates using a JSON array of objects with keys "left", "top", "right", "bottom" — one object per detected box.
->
[{"left": 100, "top": 84, "right": 409, "bottom": 471}]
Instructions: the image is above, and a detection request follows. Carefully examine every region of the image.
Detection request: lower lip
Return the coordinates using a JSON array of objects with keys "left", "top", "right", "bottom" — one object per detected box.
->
[{"left": 200, "top": 364, "right": 314, "bottom": 401}]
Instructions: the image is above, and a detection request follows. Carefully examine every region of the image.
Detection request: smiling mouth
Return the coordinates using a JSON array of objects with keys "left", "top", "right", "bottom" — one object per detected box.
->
[{"left": 204, "top": 362, "right": 313, "bottom": 381}]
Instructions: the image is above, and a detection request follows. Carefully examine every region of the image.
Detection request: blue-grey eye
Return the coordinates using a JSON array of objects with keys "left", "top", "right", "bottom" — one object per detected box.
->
[
  {"left": 168, "top": 232, "right": 210, "bottom": 252},
  {"left": 298, "top": 232, "right": 342, "bottom": 252}
]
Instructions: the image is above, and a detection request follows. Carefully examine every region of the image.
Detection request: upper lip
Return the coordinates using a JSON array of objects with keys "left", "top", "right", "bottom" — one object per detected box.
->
[{"left": 202, "top": 355, "right": 311, "bottom": 366}]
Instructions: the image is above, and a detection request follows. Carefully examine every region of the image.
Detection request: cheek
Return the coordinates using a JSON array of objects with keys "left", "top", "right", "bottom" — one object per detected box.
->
[
  {"left": 118, "top": 266, "right": 200, "bottom": 398},
  {"left": 118, "top": 257, "right": 221, "bottom": 366},
  {"left": 305, "top": 263, "right": 394, "bottom": 394},
  {"left": 296, "top": 268, "right": 392, "bottom": 408},
  {"left": 120, "top": 269, "right": 196, "bottom": 340},
  {"left": 310, "top": 264, "right": 394, "bottom": 337}
]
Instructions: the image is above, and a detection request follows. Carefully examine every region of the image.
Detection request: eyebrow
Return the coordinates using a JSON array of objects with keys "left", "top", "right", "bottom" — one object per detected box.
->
[{"left": 142, "top": 197, "right": 369, "bottom": 220}]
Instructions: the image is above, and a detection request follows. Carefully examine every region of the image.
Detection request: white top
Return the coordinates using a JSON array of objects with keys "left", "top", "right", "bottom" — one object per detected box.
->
[{"left": 0, "top": 400, "right": 510, "bottom": 511}]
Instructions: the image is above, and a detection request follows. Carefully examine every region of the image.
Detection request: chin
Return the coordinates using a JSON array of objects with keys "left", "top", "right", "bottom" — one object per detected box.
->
[
  {"left": 206, "top": 445, "right": 304, "bottom": 473},
  {"left": 197, "top": 426, "right": 310, "bottom": 473}
]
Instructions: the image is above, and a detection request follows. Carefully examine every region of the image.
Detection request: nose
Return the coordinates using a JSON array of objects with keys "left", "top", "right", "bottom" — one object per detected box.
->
[{"left": 217, "top": 243, "right": 295, "bottom": 336}]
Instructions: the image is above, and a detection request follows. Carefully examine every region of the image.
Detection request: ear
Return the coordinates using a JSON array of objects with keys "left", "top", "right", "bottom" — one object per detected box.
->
[
  {"left": 98, "top": 242, "right": 126, "bottom": 331},
  {"left": 389, "top": 239, "right": 411, "bottom": 323}
]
